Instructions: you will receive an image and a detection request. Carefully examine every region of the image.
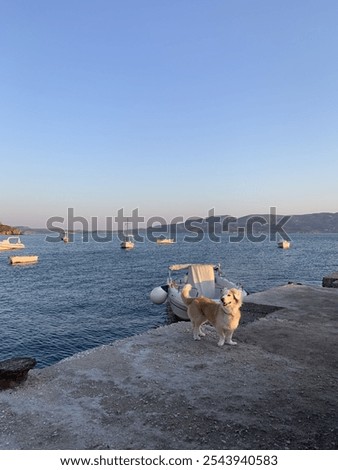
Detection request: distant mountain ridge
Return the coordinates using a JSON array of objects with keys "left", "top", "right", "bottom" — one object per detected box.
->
[
  {"left": 6, "top": 212, "right": 338, "bottom": 234},
  {"left": 231, "top": 212, "right": 338, "bottom": 233},
  {"left": 150, "top": 212, "right": 338, "bottom": 234},
  {"left": 282, "top": 212, "right": 338, "bottom": 233}
]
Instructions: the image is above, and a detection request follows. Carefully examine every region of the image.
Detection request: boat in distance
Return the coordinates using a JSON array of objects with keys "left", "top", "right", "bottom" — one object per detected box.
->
[
  {"left": 120, "top": 218, "right": 135, "bottom": 249},
  {"left": 156, "top": 237, "right": 175, "bottom": 245},
  {"left": 278, "top": 240, "right": 291, "bottom": 249},
  {"left": 150, "top": 263, "right": 247, "bottom": 320},
  {"left": 9, "top": 255, "right": 38, "bottom": 264},
  {"left": 0, "top": 237, "right": 25, "bottom": 251},
  {"left": 120, "top": 235, "right": 135, "bottom": 249},
  {"left": 62, "top": 231, "right": 69, "bottom": 243}
]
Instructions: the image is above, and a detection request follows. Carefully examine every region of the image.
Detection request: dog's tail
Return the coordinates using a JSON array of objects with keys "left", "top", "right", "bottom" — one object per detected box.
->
[{"left": 181, "top": 284, "right": 195, "bottom": 305}]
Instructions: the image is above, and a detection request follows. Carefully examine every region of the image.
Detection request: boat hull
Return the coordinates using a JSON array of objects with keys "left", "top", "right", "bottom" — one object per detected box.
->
[
  {"left": 0, "top": 237, "right": 25, "bottom": 251},
  {"left": 151, "top": 263, "right": 247, "bottom": 321},
  {"left": 0, "top": 246, "right": 25, "bottom": 251},
  {"left": 156, "top": 239, "right": 175, "bottom": 245},
  {"left": 0, "top": 244, "right": 25, "bottom": 251},
  {"left": 9, "top": 255, "right": 38, "bottom": 264},
  {"left": 278, "top": 240, "right": 290, "bottom": 249},
  {"left": 120, "top": 242, "right": 134, "bottom": 249},
  {"left": 167, "top": 288, "right": 190, "bottom": 320}
]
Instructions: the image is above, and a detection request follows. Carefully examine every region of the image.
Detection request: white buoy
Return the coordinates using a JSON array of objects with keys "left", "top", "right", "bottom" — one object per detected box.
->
[{"left": 150, "top": 286, "right": 168, "bottom": 304}]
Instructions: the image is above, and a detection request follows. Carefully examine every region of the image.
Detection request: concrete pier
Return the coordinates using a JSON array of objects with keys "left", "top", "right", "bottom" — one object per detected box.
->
[
  {"left": 322, "top": 272, "right": 338, "bottom": 288},
  {"left": 0, "top": 284, "right": 337, "bottom": 450}
]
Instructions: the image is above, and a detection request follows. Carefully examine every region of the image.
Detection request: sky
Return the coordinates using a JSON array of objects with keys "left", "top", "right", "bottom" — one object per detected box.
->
[{"left": 1, "top": 0, "right": 338, "bottom": 229}]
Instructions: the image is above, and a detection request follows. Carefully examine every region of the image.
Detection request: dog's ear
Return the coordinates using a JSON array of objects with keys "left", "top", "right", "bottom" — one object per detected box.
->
[{"left": 232, "top": 289, "right": 242, "bottom": 303}]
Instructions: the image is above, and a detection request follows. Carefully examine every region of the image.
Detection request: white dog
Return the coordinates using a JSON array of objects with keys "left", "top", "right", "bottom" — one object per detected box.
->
[{"left": 181, "top": 284, "right": 242, "bottom": 346}]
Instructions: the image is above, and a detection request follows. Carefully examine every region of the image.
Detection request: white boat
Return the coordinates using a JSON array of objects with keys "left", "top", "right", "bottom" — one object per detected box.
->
[
  {"left": 278, "top": 240, "right": 290, "bottom": 249},
  {"left": 0, "top": 237, "right": 25, "bottom": 251},
  {"left": 120, "top": 234, "right": 135, "bottom": 249},
  {"left": 62, "top": 231, "right": 69, "bottom": 243},
  {"left": 156, "top": 237, "right": 175, "bottom": 245},
  {"left": 9, "top": 255, "right": 38, "bottom": 264},
  {"left": 120, "top": 219, "right": 135, "bottom": 249},
  {"left": 150, "top": 263, "right": 247, "bottom": 320}
]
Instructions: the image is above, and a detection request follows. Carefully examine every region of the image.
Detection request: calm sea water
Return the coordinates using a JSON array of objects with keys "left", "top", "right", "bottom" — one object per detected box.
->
[{"left": 0, "top": 233, "right": 337, "bottom": 368}]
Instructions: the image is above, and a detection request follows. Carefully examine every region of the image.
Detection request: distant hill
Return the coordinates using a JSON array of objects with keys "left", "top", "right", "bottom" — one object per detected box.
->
[
  {"left": 15, "top": 226, "right": 50, "bottom": 234},
  {"left": 283, "top": 212, "right": 338, "bottom": 233},
  {"left": 147, "top": 212, "right": 338, "bottom": 234},
  {"left": 0, "top": 223, "right": 21, "bottom": 235},
  {"left": 228, "top": 212, "right": 338, "bottom": 233},
  {"left": 9, "top": 212, "right": 338, "bottom": 235},
  {"left": 236, "top": 212, "right": 338, "bottom": 233}
]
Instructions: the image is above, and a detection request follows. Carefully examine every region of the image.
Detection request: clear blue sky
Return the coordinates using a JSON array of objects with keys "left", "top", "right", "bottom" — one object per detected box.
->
[{"left": 1, "top": 0, "right": 338, "bottom": 228}]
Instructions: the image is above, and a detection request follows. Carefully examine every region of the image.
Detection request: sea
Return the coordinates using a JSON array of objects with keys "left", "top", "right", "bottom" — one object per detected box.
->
[{"left": 0, "top": 232, "right": 337, "bottom": 368}]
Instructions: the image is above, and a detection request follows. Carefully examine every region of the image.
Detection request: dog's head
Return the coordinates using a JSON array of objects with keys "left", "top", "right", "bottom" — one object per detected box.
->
[{"left": 220, "top": 288, "right": 243, "bottom": 309}]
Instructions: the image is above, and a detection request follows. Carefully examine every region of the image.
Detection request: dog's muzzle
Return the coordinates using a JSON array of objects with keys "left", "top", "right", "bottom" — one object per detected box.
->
[{"left": 221, "top": 298, "right": 231, "bottom": 307}]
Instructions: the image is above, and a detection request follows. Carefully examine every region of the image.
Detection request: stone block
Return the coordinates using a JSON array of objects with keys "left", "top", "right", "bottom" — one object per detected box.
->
[
  {"left": 322, "top": 272, "right": 338, "bottom": 288},
  {"left": 0, "top": 357, "right": 37, "bottom": 390}
]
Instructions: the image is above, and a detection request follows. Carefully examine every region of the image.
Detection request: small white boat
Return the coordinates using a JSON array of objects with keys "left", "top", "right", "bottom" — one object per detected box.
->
[
  {"left": 150, "top": 263, "right": 247, "bottom": 320},
  {"left": 120, "top": 219, "right": 135, "bottom": 249},
  {"left": 9, "top": 255, "right": 38, "bottom": 264},
  {"left": 278, "top": 240, "right": 290, "bottom": 249},
  {"left": 156, "top": 237, "right": 175, "bottom": 245},
  {"left": 120, "top": 234, "right": 135, "bottom": 249},
  {"left": 62, "top": 231, "right": 69, "bottom": 243},
  {"left": 0, "top": 237, "right": 25, "bottom": 251}
]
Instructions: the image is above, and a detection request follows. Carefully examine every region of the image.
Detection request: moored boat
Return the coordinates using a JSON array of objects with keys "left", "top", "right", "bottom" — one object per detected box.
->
[
  {"left": 278, "top": 240, "right": 290, "bottom": 249},
  {"left": 150, "top": 263, "right": 247, "bottom": 320},
  {"left": 120, "top": 219, "right": 135, "bottom": 249},
  {"left": 9, "top": 255, "right": 38, "bottom": 264},
  {"left": 156, "top": 237, "right": 175, "bottom": 245},
  {"left": 62, "top": 231, "right": 69, "bottom": 243},
  {"left": 120, "top": 234, "right": 135, "bottom": 249},
  {"left": 0, "top": 237, "right": 25, "bottom": 251}
]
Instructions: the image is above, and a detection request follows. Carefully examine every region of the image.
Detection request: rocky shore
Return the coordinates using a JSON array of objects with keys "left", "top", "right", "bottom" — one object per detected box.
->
[
  {"left": 0, "top": 284, "right": 337, "bottom": 450},
  {"left": 0, "top": 223, "right": 21, "bottom": 235}
]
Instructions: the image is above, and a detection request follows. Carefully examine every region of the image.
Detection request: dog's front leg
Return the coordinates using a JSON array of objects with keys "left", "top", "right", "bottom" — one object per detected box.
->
[{"left": 224, "top": 330, "right": 237, "bottom": 345}]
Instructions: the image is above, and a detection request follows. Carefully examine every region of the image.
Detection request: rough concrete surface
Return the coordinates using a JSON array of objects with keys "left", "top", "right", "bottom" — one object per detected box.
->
[{"left": 0, "top": 284, "right": 337, "bottom": 450}]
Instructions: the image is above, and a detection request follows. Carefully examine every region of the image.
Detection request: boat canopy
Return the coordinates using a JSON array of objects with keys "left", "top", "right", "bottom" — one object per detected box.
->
[
  {"left": 1, "top": 237, "right": 21, "bottom": 243},
  {"left": 170, "top": 263, "right": 216, "bottom": 298},
  {"left": 169, "top": 264, "right": 191, "bottom": 271},
  {"left": 169, "top": 263, "right": 218, "bottom": 271}
]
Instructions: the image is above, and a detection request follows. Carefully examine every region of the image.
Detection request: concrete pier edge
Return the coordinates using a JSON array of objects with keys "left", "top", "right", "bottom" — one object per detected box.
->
[{"left": 0, "top": 283, "right": 337, "bottom": 450}]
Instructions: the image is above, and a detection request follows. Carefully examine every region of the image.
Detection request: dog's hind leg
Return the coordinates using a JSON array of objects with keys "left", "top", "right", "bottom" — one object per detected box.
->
[
  {"left": 198, "top": 325, "right": 206, "bottom": 337},
  {"left": 192, "top": 323, "right": 202, "bottom": 340},
  {"left": 191, "top": 318, "right": 206, "bottom": 340},
  {"left": 188, "top": 316, "right": 201, "bottom": 340}
]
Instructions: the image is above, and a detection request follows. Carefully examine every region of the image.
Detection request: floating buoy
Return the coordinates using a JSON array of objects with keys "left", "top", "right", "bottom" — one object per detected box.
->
[{"left": 150, "top": 286, "right": 168, "bottom": 304}]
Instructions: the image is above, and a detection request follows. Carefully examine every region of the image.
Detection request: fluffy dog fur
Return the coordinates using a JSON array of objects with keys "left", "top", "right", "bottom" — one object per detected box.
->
[{"left": 181, "top": 284, "right": 242, "bottom": 346}]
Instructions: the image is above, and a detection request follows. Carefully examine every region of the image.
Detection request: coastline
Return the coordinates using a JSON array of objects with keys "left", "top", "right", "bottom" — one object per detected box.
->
[{"left": 0, "top": 284, "right": 337, "bottom": 450}]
